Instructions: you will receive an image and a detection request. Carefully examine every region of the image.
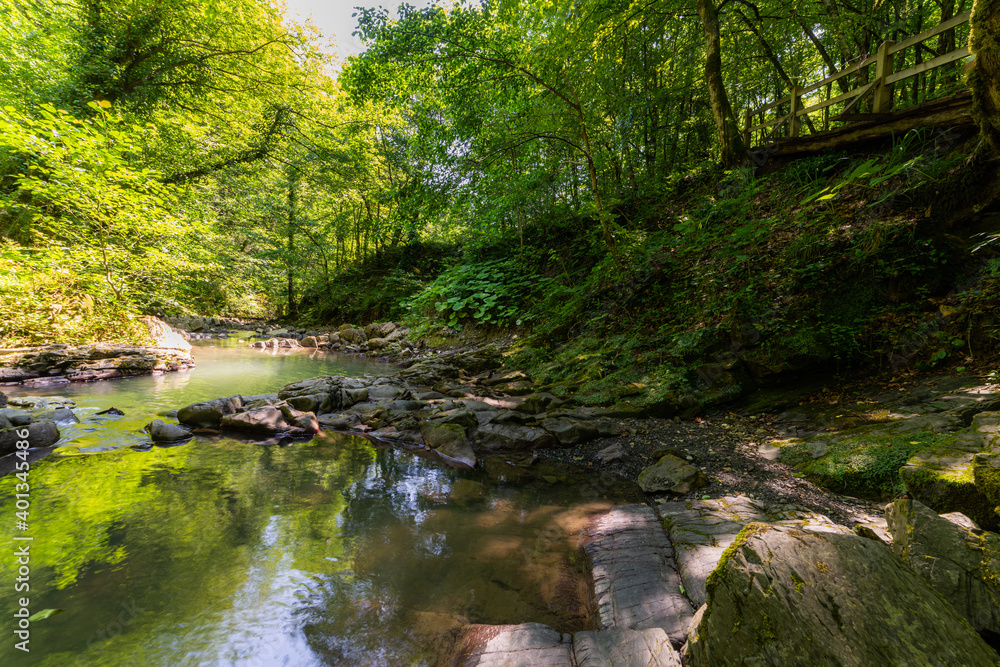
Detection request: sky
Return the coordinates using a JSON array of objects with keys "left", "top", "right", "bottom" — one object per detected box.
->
[{"left": 282, "top": 0, "right": 438, "bottom": 60}]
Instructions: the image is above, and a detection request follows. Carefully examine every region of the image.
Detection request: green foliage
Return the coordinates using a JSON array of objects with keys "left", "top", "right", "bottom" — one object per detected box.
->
[
  {"left": 407, "top": 258, "right": 538, "bottom": 330},
  {"left": 0, "top": 243, "right": 153, "bottom": 346}
]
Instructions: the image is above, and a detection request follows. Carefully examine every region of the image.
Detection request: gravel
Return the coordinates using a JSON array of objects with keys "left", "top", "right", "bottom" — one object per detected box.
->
[{"left": 535, "top": 414, "right": 887, "bottom": 528}]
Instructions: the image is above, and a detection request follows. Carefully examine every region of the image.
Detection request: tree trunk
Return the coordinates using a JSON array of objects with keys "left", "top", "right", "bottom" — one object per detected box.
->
[
  {"left": 970, "top": 0, "right": 1000, "bottom": 153},
  {"left": 286, "top": 171, "right": 298, "bottom": 319},
  {"left": 696, "top": 0, "right": 746, "bottom": 166}
]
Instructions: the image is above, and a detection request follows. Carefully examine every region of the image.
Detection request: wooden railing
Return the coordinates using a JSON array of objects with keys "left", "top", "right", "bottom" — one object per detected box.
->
[{"left": 744, "top": 11, "right": 972, "bottom": 147}]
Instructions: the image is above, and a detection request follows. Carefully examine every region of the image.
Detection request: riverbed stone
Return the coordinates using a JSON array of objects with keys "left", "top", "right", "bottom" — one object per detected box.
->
[
  {"left": 637, "top": 454, "right": 708, "bottom": 494},
  {"left": 886, "top": 498, "right": 1000, "bottom": 635},
  {"left": 145, "top": 419, "right": 193, "bottom": 443},
  {"left": 656, "top": 496, "right": 849, "bottom": 608},
  {"left": 476, "top": 422, "right": 557, "bottom": 451},
  {"left": 583, "top": 504, "right": 694, "bottom": 647},
  {"left": 33, "top": 407, "right": 79, "bottom": 425},
  {"left": 0, "top": 421, "right": 59, "bottom": 455},
  {"left": 421, "top": 422, "right": 476, "bottom": 467},
  {"left": 463, "top": 623, "right": 574, "bottom": 667},
  {"left": 220, "top": 406, "right": 293, "bottom": 434},
  {"left": 0, "top": 408, "right": 33, "bottom": 426},
  {"left": 177, "top": 395, "right": 243, "bottom": 428},
  {"left": 540, "top": 418, "right": 600, "bottom": 446},
  {"left": 514, "top": 393, "right": 565, "bottom": 415},
  {"left": 974, "top": 452, "right": 1000, "bottom": 516},
  {"left": 572, "top": 628, "right": 681, "bottom": 667},
  {"left": 900, "top": 436, "right": 997, "bottom": 530},
  {"left": 0, "top": 344, "right": 194, "bottom": 384},
  {"left": 681, "top": 522, "right": 999, "bottom": 667},
  {"left": 0, "top": 391, "right": 7, "bottom": 408}
]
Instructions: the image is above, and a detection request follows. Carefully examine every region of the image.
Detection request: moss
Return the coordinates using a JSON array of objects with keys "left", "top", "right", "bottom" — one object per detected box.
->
[{"left": 706, "top": 522, "right": 767, "bottom": 591}]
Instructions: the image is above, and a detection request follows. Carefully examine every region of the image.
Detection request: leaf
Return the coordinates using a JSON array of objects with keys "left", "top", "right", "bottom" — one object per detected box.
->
[{"left": 28, "top": 608, "right": 64, "bottom": 622}]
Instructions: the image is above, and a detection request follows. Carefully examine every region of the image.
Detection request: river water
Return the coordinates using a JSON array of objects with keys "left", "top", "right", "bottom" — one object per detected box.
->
[{"left": 0, "top": 339, "right": 637, "bottom": 665}]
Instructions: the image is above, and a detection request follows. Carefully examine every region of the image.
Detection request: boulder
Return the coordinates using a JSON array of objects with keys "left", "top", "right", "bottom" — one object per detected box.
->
[
  {"left": 145, "top": 419, "right": 193, "bottom": 443},
  {"left": 301, "top": 336, "right": 319, "bottom": 348},
  {"left": 0, "top": 408, "right": 33, "bottom": 426},
  {"left": 886, "top": 498, "right": 1000, "bottom": 634},
  {"left": 177, "top": 395, "right": 243, "bottom": 428},
  {"left": 476, "top": 422, "right": 557, "bottom": 451},
  {"left": 0, "top": 391, "right": 6, "bottom": 408},
  {"left": 540, "top": 418, "right": 599, "bottom": 445},
  {"left": 366, "top": 337, "right": 388, "bottom": 350},
  {"left": 339, "top": 328, "right": 367, "bottom": 344},
  {"left": 32, "top": 407, "right": 79, "bottom": 425},
  {"left": 0, "top": 422, "right": 59, "bottom": 455},
  {"left": 637, "top": 454, "right": 708, "bottom": 494},
  {"left": 421, "top": 422, "right": 476, "bottom": 468},
  {"left": 974, "top": 452, "right": 1000, "bottom": 516},
  {"left": 514, "top": 393, "right": 564, "bottom": 415},
  {"left": 220, "top": 406, "right": 292, "bottom": 434},
  {"left": 900, "top": 437, "right": 997, "bottom": 530},
  {"left": 682, "top": 523, "right": 999, "bottom": 666},
  {"left": 140, "top": 316, "right": 192, "bottom": 351},
  {"left": 427, "top": 408, "right": 479, "bottom": 433}
]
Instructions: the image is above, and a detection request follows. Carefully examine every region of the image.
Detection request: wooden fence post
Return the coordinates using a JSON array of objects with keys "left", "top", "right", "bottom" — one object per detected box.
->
[
  {"left": 789, "top": 84, "right": 802, "bottom": 138},
  {"left": 873, "top": 40, "right": 895, "bottom": 113}
]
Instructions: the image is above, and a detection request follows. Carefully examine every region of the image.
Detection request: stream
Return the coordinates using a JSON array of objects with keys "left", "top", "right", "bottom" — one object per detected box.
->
[{"left": 0, "top": 339, "right": 637, "bottom": 666}]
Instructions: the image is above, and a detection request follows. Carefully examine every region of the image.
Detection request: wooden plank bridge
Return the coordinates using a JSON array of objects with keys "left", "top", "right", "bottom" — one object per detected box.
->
[{"left": 746, "top": 11, "right": 975, "bottom": 158}]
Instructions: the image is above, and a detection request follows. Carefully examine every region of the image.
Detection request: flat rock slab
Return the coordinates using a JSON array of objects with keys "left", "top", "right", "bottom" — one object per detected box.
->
[
  {"left": 583, "top": 505, "right": 693, "bottom": 646},
  {"left": 656, "top": 495, "right": 850, "bottom": 607},
  {"left": 573, "top": 628, "right": 682, "bottom": 667},
  {"left": 456, "top": 623, "right": 574, "bottom": 667}
]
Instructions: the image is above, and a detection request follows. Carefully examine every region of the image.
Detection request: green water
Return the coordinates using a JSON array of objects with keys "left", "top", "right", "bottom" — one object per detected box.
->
[{"left": 0, "top": 341, "right": 635, "bottom": 665}]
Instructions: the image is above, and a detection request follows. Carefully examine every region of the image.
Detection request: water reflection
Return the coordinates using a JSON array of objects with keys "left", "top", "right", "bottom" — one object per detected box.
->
[{"left": 0, "top": 429, "right": 639, "bottom": 666}]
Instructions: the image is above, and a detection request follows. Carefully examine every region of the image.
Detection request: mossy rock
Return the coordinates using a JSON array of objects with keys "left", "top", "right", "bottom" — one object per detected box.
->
[
  {"left": 974, "top": 452, "right": 1000, "bottom": 519},
  {"left": 902, "top": 442, "right": 998, "bottom": 531}
]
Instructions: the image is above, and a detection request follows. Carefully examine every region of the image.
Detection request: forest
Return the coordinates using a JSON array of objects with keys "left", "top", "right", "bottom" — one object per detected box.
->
[{"left": 1, "top": 0, "right": 999, "bottom": 410}]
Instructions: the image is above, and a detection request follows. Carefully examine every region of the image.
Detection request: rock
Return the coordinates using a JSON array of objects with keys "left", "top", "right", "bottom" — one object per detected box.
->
[
  {"left": 367, "top": 384, "right": 411, "bottom": 401},
  {"left": 682, "top": 523, "right": 999, "bottom": 666},
  {"left": 974, "top": 452, "right": 1000, "bottom": 516},
  {"left": 32, "top": 407, "right": 78, "bottom": 425},
  {"left": 0, "top": 391, "right": 6, "bottom": 408},
  {"left": 301, "top": 336, "right": 319, "bottom": 348},
  {"left": 584, "top": 505, "right": 694, "bottom": 646},
  {"left": 95, "top": 407, "right": 125, "bottom": 416},
  {"left": 886, "top": 498, "right": 1000, "bottom": 634},
  {"left": 421, "top": 422, "right": 476, "bottom": 468},
  {"left": 514, "top": 392, "right": 565, "bottom": 415},
  {"left": 596, "top": 443, "right": 626, "bottom": 463},
  {"left": 657, "top": 496, "right": 849, "bottom": 608},
  {"left": 901, "top": 438, "right": 997, "bottom": 530},
  {"left": 540, "top": 418, "right": 599, "bottom": 445},
  {"left": 573, "top": 628, "right": 682, "bottom": 667},
  {"left": 0, "top": 409, "right": 33, "bottom": 426},
  {"left": 177, "top": 395, "right": 243, "bottom": 428},
  {"left": 0, "top": 421, "right": 59, "bottom": 455},
  {"left": 139, "top": 316, "right": 192, "bottom": 351},
  {"left": 220, "top": 406, "right": 293, "bottom": 434},
  {"left": 366, "top": 337, "right": 388, "bottom": 350},
  {"left": 0, "top": 344, "right": 194, "bottom": 383},
  {"left": 279, "top": 405, "right": 321, "bottom": 434},
  {"left": 637, "top": 454, "right": 708, "bottom": 494},
  {"left": 476, "top": 422, "right": 558, "bottom": 451},
  {"left": 454, "top": 623, "right": 574, "bottom": 667},
  {"left": 339, "top": 327, "right": 367, "bottom": 344},
  {"left": 428, "top": 408, "right": 478, "bottom": 433},
  {"left": 145, "top": 419, "right": 193, "bottom": 443}
]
